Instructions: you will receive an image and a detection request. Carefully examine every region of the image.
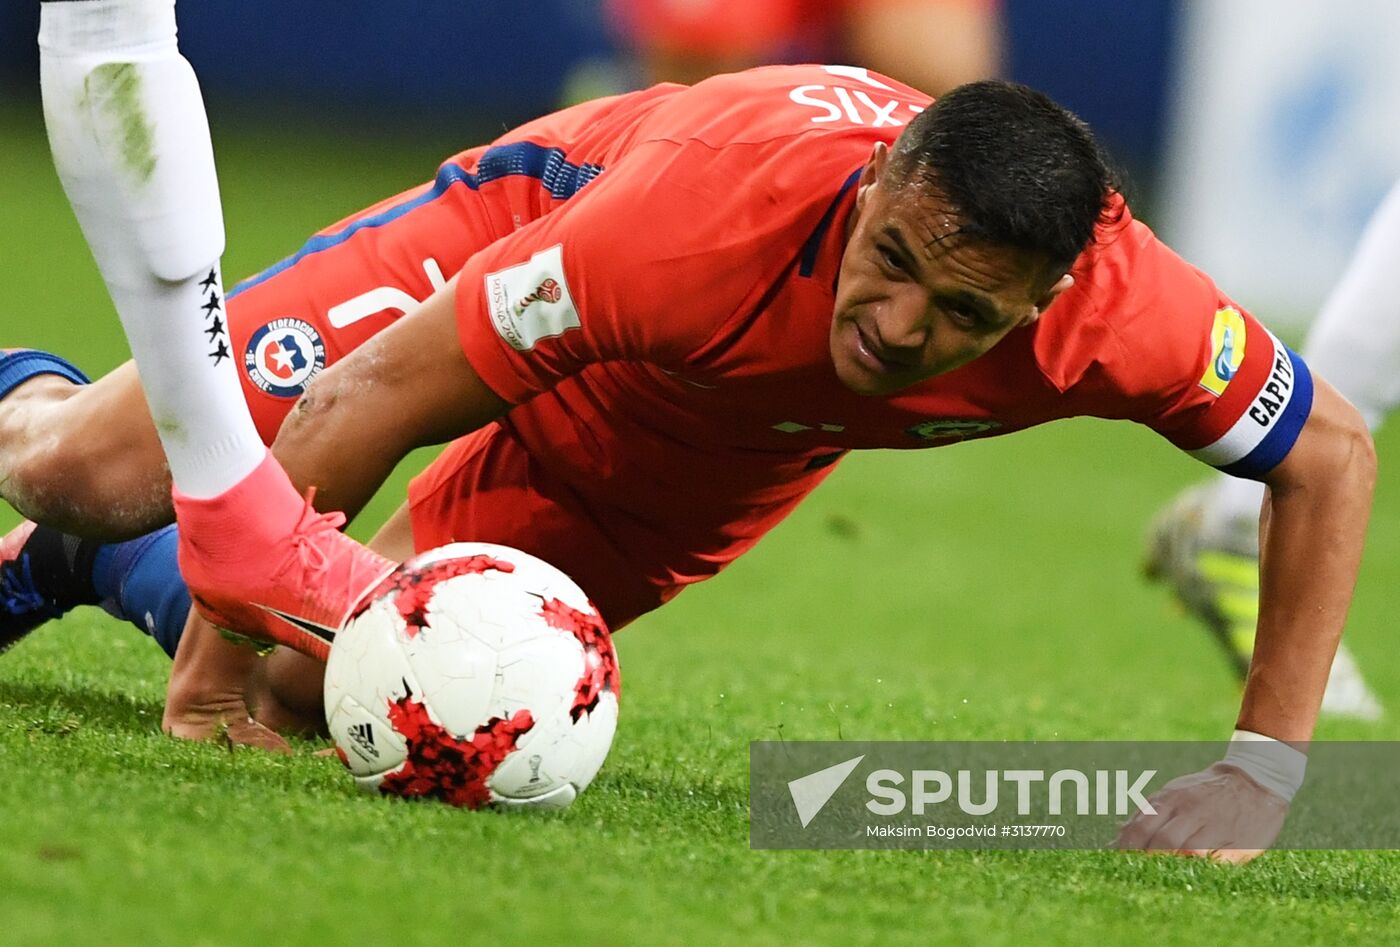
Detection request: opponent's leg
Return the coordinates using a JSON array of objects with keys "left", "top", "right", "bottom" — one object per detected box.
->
[
  {"left": 43, "top": 0, "right": 384, "bottom": 657},
  {"left": 0, "top": 506, "right": 297, "bottom": 747},
  {"left": 1198, "top": 179, "right": 1400, "bottom": 527},
  {"left": 1303, "top": 179, "right": 1400, "bottom": 431},
  {"left": 0, "top": 517, "right": 188, "bottom": 655},
  {"left": 0, "top": 359, "right": 173, "bottom": 539},
  {"left": 39, "top": 0, "right": 266, "bottom": 499},
  {"left": 0, "top": 520, "right": 100, "bottom": 653},
  {"left": 37, "top": 1, "right": 496, "bottom": 656},
  {"left": 35, "top": 12, "right": 519, "bottom": 657},
  {"left": 29, "top": 0, "right": 497, "bottom": 592},
  {"left": 1144, "top": 180, "right": 1400, "bottom": 719},
  {"left": 40, "top": 0, "right": 355, "bottom": 651}
]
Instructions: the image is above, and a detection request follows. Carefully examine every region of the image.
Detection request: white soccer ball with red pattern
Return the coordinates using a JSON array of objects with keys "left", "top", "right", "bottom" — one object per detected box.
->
[{"left": 323, "top": 542, "right": 620, "bottom": 809}]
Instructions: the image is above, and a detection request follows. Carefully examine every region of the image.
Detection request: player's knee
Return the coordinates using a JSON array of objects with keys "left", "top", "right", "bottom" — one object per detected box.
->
[
  {"left": 6, "top": 436, "right": 168, "bottom": 539},
  {"left": 6, "top": 432, "right": 87, "bottom": 528},
  {"left": 0, "top": 380, "right": 76, "bottom": 520},
  {"left": 2, "top": 380, "right": 173, "bottom": 538}
]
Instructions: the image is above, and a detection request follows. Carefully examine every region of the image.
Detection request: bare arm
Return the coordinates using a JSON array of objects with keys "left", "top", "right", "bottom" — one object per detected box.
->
[
  {"left": 1117, "top": 377, "right": 1376, "bottom": 861},
  {"left": 1241, "top": 377, "right": 1377, "bottom": 741},
  {"left": 270, "top": 273, "right": 510, "bottom": 519}
]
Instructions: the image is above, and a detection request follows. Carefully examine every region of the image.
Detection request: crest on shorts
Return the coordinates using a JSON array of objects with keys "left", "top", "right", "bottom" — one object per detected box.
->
[{"left": 244, "top": 318, "right": 326, "bottom": 398}]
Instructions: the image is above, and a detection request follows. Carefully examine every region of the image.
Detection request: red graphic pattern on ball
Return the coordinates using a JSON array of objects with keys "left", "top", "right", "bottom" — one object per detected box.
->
[
  {"left": 351, "top": 554, "right": 516, "bottom": 637},
  {"left": 541, "top": 598, "right": 620, "bottom": 721},
  {"left": 378, "top": 694, "right": 535, "bottom": 808}
]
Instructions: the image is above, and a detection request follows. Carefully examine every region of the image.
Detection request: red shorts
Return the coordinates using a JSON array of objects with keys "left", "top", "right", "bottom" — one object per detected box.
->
[
  {"left": 226, "top": 165, "right": 493, "bottom": 445},
  {"left": 224, "top": 164, "right": 667, "bottom": 628},
  {"left": 407, "top": 425, "right": 672, "bottom": 628}
]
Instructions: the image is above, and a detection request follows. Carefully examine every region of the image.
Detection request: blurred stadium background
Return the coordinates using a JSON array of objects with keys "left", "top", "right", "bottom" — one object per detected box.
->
[
  {"left": 1, "top": 1, "right": 1176, "bottom": 172},
  {"left": 5, "top": 2, "right": 1400, "bottom": 943},
  {"left": 6, "top": 0, "right": 1400, "bottom": 322}
]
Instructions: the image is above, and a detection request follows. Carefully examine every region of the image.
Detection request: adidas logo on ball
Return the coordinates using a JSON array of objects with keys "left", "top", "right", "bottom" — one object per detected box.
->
[{"left": 346, "top": 722, "right": 379, "bottom": 760}]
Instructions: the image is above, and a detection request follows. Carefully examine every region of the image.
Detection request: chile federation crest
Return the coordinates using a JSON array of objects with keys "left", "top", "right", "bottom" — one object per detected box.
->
[{"left": 244, "top": 318, "right": 327, "bottom": 398}]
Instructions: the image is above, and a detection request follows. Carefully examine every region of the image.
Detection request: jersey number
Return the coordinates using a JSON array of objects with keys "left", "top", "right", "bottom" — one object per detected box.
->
[{"left": 327, "top": 257, "right": 447, "bottom": 329}]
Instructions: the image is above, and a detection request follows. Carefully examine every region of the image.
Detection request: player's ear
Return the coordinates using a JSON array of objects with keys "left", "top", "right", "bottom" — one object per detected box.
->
[
  {"left": 1033, "top": 273, "right": 1074, "bottom": 314},
  {"left": 1022, "top": 274, "right": 1074, "bottom": 327},
  {"left": 856, "top": 142, "right": 889, "bottom": 212}
]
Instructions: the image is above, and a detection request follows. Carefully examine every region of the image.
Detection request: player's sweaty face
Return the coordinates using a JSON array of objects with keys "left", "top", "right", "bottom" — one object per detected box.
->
[{"left": 831, "top": 166, "right": 1065, "bottom": 397}]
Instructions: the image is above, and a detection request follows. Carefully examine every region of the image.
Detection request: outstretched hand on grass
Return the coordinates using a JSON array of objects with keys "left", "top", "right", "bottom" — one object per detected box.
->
[
  {"left": 163, "top": 608, "right": 294, "bottom": 754},
  {"left": 1114, "top": 761, "right": 1289, "bottom": 864}
]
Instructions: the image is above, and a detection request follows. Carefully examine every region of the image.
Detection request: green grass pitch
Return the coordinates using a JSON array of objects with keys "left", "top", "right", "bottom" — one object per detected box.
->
[{"left": 2, "top": 99, "right": 1399, "bottom": 945}]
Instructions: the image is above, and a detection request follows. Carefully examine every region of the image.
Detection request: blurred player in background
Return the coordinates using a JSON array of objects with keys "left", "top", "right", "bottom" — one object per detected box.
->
[
  {"left": 607, "top": 0, "right": 1001, "bottom": 94},
  {"left": 1144, "top": 182, "right": 1400, "bottom": 721}
]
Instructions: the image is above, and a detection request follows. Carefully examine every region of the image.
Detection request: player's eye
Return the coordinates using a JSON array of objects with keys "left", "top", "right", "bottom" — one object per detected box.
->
[
  {"left": 942, "top": 302, "right": 983, "bottom": 330},
  {"left": 876, "top": 245, "right": 907, "bottom": 276}
]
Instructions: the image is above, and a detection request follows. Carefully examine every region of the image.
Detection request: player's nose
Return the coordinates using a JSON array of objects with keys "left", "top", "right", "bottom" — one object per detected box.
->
[{"left": 876, "top": 308, "right": 932, "bottom": 363}]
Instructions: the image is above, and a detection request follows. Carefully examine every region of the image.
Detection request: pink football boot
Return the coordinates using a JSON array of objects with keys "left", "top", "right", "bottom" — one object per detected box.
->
[{"left": 173, "top": 451, "right": 394, "bottom": 661}]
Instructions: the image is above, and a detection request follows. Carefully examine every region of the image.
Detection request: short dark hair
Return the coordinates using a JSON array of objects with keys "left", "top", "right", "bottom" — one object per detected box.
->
[{"left": 887, "top": 80, "right": 1119, "bottom": 272}]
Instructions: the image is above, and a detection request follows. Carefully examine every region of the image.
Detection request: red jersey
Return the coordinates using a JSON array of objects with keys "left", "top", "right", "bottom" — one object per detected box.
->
[
  {"left": 233, "top": 65, "right": 1312, "bottom": 601},
  {"left": 436, "top": 66, "right": 1311, "bottom": 574}
]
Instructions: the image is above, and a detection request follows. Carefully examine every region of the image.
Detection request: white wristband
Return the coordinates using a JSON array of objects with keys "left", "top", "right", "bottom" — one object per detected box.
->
[{"left": 1222, "top": 729, "right": 1307, "bottom": 802}]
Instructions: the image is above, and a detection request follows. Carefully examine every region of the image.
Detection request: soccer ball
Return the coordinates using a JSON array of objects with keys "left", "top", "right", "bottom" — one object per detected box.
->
[{"left": 323, "top": 542, "right": 620, "bottom": 809}]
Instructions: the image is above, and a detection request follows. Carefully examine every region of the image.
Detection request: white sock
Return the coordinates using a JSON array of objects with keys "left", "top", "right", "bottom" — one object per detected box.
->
[
  {"left": 1207, "top": 475, "right": 1266, "bottom": 525},
  {"left": 1302, "top": 178, "right": 1400, "bottom": 433},
  {"left": 1209, "top": 178, "right": 1400, "bottom": 521},
  {"left": 39, "top": 0, "right": 266, "bottom": 498}
]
